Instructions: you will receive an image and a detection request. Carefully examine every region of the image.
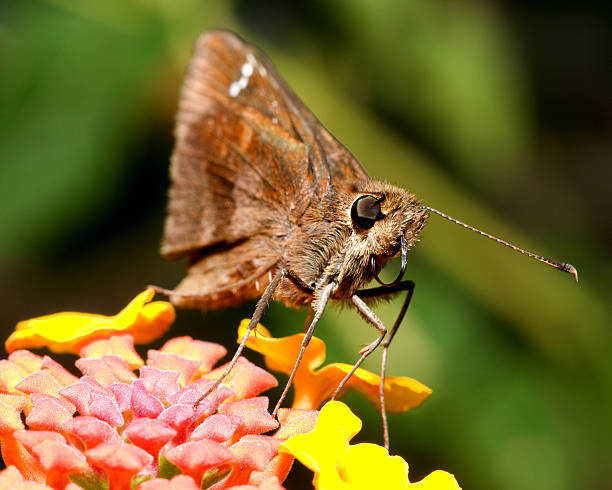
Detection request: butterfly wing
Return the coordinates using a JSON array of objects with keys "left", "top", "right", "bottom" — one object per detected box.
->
[{"left": 162, "top": 30, "right": 368, "bottom": 308}]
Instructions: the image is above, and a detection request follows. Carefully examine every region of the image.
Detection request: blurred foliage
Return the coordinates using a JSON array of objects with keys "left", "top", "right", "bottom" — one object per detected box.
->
[{"left": 1, "top": 1, "right": 611, "bottom": 489}]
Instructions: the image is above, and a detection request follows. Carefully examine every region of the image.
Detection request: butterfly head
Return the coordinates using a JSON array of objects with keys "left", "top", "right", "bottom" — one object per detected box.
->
[{"left": 336, "top": 181, "right": 427, "bottom": 291}]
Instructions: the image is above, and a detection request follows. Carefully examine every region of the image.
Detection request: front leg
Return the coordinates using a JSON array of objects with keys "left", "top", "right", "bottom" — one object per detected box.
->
[
  {"left": 333, "top": 280, "right": 415, "bottom": 450},
  {"left": 331, "top": 295, "right": 387, "bottom": 399},
  {"left": 357, "top": 280, "right": 415, "bottom": 348}
]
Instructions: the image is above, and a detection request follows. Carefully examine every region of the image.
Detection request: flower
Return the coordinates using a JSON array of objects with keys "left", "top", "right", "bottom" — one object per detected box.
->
[
  {"left": 280, "top": 401, "right": 461, "bottom": 490},
  {"left": 0, "top": 291, "right": 318, "bottom": 489},
  {"left": 0, "top": 291, "right": 461, "bottom": 490},
  {"left": 238, "top": 320, "right": 432, "bottom": 412}
]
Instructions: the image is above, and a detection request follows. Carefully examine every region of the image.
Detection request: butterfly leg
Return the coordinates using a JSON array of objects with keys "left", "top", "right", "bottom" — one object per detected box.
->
[
  {"left": 194, "top": 269, "right": 285, "bottom": 405},
  {"left": 331, "top": 295, "right": 387, "bottom": 399},
  {"left": 272, "top": 280, "right": 335, "bottom": 416},
  {"left": 331, "top": 280, "right": 415, "bottom": 450}
]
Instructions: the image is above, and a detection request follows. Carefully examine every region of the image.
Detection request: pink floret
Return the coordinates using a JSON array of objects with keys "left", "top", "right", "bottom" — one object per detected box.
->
[
  {"left": 0, "top": 397, "right": 27, "bottom": 433},
  {"left": 79, "top": 334, "right": 144, "bottom": 370},
  {"left": 31, "top": 440, "right": 89, "bottom": 474},
  {"left": 191, "top": 413, "right": 239, "bottom": 443},
  {"left": 13, "top": 430, "right": 66, "bottom": 450},
  {"left": 88, "top": 391, "right": 124, "bottom": 427},
  {"left": 138, "top": 366, "right": 181, "bottom": 402},
  {"left": 76, "top": 355, "right": 137, "bottom": 386},
  {"left": 61, "top": 416, "right": 122, "bottom": 449},
  {"left": 159, "top": 337, "right": 227, "bottom": 373},
  {"left": 8, "top": 351, "right": 44, "bottom": 374},
  {"left": 40, "top": 356, "right": 79, "bottom": 386},
  {"left": 211, "top": 436, "right": 280, "bottom": 488},
  {"left": 14, "top": 371, "right": 64, "bottom": 399},
  {"left": 108, "top": 382, "right": 132, "bottom": 412},
  {"left": 204, "top": 357, "right": 277, "bottom": 401},
  {"left": 172, "top": 382, "right": 234, "bottom": 411},
  {"left": 26, "top": 394, "right": 75, "bottom": 431},
  {"left": 157, "top": 400, "right": 212, "bottom": 432},
  {"left": 219, "top": 397, "right": 279, "bottom": 437},
  {"left": 86, "top": 442, "right": 154, "bottom": 487},
  {"left": 274, "top": 408, "right": 318, "bottom": 440},
  {"left": 145, "top": 351, "right": 201, "bottom": 387},
  {"left": 59, "top": 379, "right": 105, "bottom": 416},
  {"left": 229, "top": 435, "right": 280, "bottom": 472},
  {"left": 164, "top": 439, "right": 233, "bottom": 484},
  {"left": 131, "top": 380, "right": 164, "bottom": 419},
  {"left": 124, "top": 418, "right": 177, "bottom": 456}
]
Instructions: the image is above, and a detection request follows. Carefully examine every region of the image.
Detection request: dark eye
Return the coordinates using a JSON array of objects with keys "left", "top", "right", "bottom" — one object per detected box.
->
[{"left": 351, "top": 195, "right": 383, "bottom": 229}]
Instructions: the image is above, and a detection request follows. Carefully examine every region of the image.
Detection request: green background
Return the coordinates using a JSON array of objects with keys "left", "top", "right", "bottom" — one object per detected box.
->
[{"left": 1, "top": 1, "right": 610, "bottom": 489}]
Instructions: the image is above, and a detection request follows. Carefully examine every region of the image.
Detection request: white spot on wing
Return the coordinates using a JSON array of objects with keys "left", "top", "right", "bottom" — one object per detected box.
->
[
  {"left": 228, "top": 58, "right": 256, "bottom": 98},
  {"left": 228, "top": 81, "right": 241, "bottom": 97},
  {"left": 241, "top": 63, "right": 253, "bottom": 77}
]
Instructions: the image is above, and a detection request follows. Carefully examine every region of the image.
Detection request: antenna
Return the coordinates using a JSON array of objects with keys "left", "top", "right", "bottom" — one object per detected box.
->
[{"left": 424, "top": 206, "right": 578, "bottom": 282}]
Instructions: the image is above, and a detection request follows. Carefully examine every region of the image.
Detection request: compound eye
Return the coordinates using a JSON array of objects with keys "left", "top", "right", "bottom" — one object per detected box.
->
[{"left": 351, "top": 195, "right": 383, "bottom": 229}]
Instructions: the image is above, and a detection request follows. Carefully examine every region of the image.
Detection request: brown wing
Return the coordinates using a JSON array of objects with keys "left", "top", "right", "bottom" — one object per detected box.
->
[{"left": 162, "top": 30, "right": 369, "bottom": 308}]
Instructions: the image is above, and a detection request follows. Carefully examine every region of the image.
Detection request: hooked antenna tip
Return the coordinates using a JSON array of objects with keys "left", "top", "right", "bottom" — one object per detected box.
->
[{"left": 567, "top": 264, "right": 579, "bottom": 282}]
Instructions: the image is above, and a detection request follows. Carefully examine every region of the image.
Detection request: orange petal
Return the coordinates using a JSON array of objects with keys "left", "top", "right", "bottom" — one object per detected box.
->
[
  {"left": 240, "top": 322, "right": 431, "bottom": 412},
  {"left": 314, "top": 363, "right": 431, "bottom": 413},
  {"left": 6, "top": 290, "right": 175, "bottom": 355},
  {"left": 0, "top": 439, "right": 46, "bottom": 485},
  {"left": 238, "top": 320, "right": 326, "bottom": 373}
]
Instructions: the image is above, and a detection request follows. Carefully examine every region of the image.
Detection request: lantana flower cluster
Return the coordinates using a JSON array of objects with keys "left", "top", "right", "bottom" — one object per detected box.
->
[{"left": 0, "top": 290, "right": 461, "bottom": 489}]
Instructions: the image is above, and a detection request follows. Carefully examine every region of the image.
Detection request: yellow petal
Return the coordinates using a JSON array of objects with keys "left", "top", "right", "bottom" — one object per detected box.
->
[
  {"left": 6, "top": 290, "right": 175, "bottom": 354},
  {"left": 128, "top": 300, "right": 176, "bottom": 344},
  {"left": 280, "top": 401, "right": 359, "bottom": 489},
  {"left": 281, "top": 401, "right": 461, "bottom": 490},
  {"left": 342, "top": 443, "right": 409, "bottom": 488},
  {"left": 409, "top": 470, "right": 462, "bottom": 489}
]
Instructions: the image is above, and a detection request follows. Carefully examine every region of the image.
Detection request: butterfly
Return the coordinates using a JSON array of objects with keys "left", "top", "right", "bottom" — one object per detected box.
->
[{"left": 159, "top": 30, "right": 576, "bottom": 449}]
